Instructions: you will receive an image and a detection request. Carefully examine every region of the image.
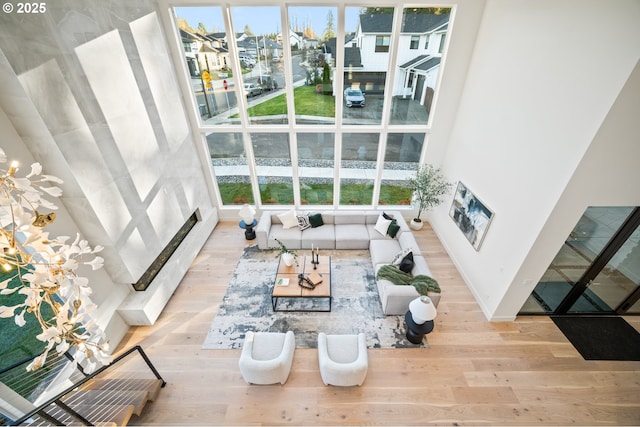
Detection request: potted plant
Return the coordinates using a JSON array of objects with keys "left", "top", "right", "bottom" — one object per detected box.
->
[
  {"left": 408, "top": 164, "right": 453, "bottom": 230},
  {"left": 273, "top": 238, "right": 298, "bottom": 266}
]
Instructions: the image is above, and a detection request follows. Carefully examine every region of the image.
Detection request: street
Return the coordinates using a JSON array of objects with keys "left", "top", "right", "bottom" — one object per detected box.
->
[{"left": 193, "top": 54, "right": 306, "bottom": 118}]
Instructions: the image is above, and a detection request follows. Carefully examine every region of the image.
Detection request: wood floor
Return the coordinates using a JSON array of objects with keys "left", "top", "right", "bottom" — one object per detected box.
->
[{"left": 116, "top": 221, "right": 640, "bottom": 426}]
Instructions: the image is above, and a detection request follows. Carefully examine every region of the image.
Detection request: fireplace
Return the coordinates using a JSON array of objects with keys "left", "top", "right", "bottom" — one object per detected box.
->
[{"left": 132, "top": 209, "right": 201, "bottom": 291}]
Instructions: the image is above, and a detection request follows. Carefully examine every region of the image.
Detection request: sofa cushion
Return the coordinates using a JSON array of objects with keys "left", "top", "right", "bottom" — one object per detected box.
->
[
  {"left": 278, "top": 209, "right": 299, "bottom": 229},
  {"left": 398, "top": 252, "right": 414, "bottom": 273},
  {"left": 398, "top": 232, "right": 421, "bottom": 255},
  {"left": 297, "top": 215, "right": 311, "bottom": 230},
  {"left": 411, "top": 255, "right": 433, "bottom": 277},
  {"left": 369, "top": 239, "right": 402, "bottom": 266},
  {"left": 301, "top": 225, "right": 336, "bottom": 249},
  {"left": 333, "top": 211, "right": 366, "bottom": 225},
  {"left": 374, "top": 215, "right": 392, "bottom": 237},
  {"left": 268, "top": 225, "right": 302, "bottom": 249},
  {"left": 335, "top": 224, "right": 370, "bottom": 249},
  {"left": 309, "top": 213, "right": 324, "bottom": 228},
  {"left": 387, "top": 220, "right": 401, "bottom": 238}
]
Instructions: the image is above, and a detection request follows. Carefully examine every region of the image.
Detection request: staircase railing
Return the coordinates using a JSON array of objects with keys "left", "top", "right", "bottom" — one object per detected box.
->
[{"left": 0, "top": 346, "right": 165, "bottom": 426}]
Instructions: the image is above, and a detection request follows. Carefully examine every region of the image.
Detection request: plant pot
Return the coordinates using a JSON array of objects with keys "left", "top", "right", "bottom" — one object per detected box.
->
[
  {"left": 281, "top": 252, "right": 295, "bottom": 266},
  {"left": 409, "top": 218, "right": 424, "bottom": 231}
]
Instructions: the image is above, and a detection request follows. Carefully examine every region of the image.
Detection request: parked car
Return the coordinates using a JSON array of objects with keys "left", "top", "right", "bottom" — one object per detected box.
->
[
  {"left": 244, "top": 83, "right": 262, "bottom": 98},
  {"left": 239, "top": 55, "right": 256, "bottom": 66},
  {"left": 344, "top": 88, "right": 365, "bottom": 107},
  {"left": 256, "top": 75, "right": 278, "bottom": 91}
]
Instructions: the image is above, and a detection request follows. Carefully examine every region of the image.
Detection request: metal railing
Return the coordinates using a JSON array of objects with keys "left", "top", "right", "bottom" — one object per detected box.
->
[{"left": 1, "top": 346, "right": 165, "bottom": 426}]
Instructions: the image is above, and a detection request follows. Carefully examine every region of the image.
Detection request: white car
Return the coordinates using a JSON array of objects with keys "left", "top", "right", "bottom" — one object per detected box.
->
[
  {"left": 244, "top": 83, "right": 262, "bottom": 98},
  {"left": 344, "top": 88, "right": 365, "bottom": 107}
]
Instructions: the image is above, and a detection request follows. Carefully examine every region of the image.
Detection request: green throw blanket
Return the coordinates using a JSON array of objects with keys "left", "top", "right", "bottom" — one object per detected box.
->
[{"left": 376, "top": 264, "right": 441, "bottom": 296}]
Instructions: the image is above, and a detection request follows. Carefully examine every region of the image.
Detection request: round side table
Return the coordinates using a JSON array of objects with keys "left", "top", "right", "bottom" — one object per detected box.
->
[
  {"left": 239, "top": 219, "right": 257, "bottom": 240},
  {"left": 404, "top": 311, "right": 434, "bottom": 344}
]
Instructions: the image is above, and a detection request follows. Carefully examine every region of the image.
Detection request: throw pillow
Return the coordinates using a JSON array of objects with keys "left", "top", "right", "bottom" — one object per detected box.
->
[
  {"left": 297, "top": 215, "right": 311, "bottom": 231},
  {"left": 399, "top": 251, "right": 415, "bottom": 274},
  {"left": 391, "top": 248, "right": 410, "bottom": 266},
  {"left": 278, "top": 209, "right": 299, "bottom": 229},
  {"left": 309, "top": 213, "right": 324, "bottom": 228},
  {"left": 387, "top": 219, "right": 400, "bottom": 238},
  {"left": 374, "top": 215, "right": 392, "bottom": 236},
  {"left": 382, "top": 212, "right": 393, "bottom": 220}
]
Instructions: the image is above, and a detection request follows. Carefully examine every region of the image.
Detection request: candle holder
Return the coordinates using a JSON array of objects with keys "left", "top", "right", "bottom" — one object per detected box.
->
[{"left": 311, "top": 252, "right": 319, "bottom": 270}]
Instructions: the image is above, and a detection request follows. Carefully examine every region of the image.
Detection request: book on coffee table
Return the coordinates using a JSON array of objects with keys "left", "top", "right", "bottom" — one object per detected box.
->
[
  {"left": 307, "top": 271, "right": 323, "bottom": 286},
  {"left": 276, "top": 278, "right": 289, "bottom": 286}
]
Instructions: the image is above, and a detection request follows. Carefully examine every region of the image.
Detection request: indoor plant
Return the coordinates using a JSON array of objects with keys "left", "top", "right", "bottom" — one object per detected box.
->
[
  {"left": 408, "top": 164, "right": 453, "bottom": 230},
  {"left": 273, "top": 238, "right": 298, "bottom": 266}
]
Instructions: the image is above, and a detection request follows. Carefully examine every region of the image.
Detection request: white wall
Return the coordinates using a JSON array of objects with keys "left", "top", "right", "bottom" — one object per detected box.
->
[
  {"left": 429, "top": 0, "right": 640, "bottom": 320},
  {"left": 0, "top": 0, "right": 218, "bottom": 331}
]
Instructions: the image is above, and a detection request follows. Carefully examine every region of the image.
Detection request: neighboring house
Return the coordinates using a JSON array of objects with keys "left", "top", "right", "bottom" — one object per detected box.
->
[
  {"left": 180, "top": 30, "right": 201, "bottom": 77},
  {"left": 286, "top": 31, "right": 305, "bottom": 49},
  {"left": 349, "top": 12, "right": 449, "bottom": 104},
  {"left": 239, "top": 36, "right": 283, "bottom": 60},
  {"left": 180, "top": 30, "right": 229, "bottom": 78}
]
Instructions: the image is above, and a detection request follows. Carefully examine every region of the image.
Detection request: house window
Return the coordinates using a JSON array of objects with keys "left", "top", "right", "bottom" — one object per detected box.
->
[
  {"left": 375, "top": 35, "right": 390, "bottom": 52},
  {"left": 424, "top": 35, "right": 430, "bottom": 50},
  {"left": 410, "top": 35, "right": 420, "bottom": 49}
]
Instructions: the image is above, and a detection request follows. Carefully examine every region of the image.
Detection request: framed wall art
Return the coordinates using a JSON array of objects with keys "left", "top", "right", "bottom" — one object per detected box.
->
[{"left": 449, "top": 182, "right": 494, "bottom": 251}]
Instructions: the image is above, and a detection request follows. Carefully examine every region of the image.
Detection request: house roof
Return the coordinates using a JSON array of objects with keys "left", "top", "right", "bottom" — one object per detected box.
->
[
  {"left": 344, "top": 46, "right": 363, "bottom": 67},
  {"left": 399, "top": 55, "right": 441, "bottom": 72},
  {"left": 360, "top": 13, "right": 449, "bottom": 34},
  {"left": 415, "top": 56, "right": 441, "bottom": 71},
  {"left": 400, "top": 54, "right": 428, "bottom": 69}
]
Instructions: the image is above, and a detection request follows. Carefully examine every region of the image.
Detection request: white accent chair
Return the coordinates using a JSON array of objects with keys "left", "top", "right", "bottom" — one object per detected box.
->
[
  {"left": 317, "top": 332, "right": 368, "bottom": 386},
  {"left": 238, "top": 331, "right": 296, "bottom": 385}
]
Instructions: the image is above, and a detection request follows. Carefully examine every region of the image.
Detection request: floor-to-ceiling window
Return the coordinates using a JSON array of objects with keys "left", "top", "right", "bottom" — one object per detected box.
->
[{"left": 169, "top": 3, "right": 452, "bottom": 209}]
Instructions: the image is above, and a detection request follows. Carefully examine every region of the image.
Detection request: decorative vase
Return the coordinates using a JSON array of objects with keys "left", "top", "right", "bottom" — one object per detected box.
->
[
  {"left": 281, "top": 252, "right": 295, "bottom": 266},
  {"left": 409, "top": 218, "right": 424, "bottom": 231}
]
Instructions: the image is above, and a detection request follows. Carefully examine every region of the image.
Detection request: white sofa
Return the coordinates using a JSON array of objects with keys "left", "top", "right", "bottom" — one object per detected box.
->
[{"left": 255, "top": 210, "right": 440, "bottom": 314}]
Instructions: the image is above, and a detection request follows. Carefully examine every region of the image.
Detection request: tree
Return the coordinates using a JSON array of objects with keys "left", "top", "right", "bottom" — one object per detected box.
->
[
  {"left": 408, "top": 164, "right": 452, "bottom": 222},
  {"left": 322, "top": 10, "right": 336, "bottom": 41},
  {"left": 244, "top": 24, "right": 254, "bottom": 36},
  {"left": 361, "top": 7, "right": 451, "bottom": 15},
  {"left": 176, "top": 17, "right": 197, "bottom": 34},
  {"left": 197, "top": 22, "right": 207, "bottom": 34}
]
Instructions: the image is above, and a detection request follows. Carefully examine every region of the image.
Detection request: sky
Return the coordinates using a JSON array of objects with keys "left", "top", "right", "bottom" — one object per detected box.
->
[{"left": 175, "top": 6, "right": 360, "bottom": 36}]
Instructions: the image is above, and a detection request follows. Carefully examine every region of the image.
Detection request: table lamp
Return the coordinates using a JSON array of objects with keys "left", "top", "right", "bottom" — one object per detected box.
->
[
  {"left": 238, "top": 204, "right": 257, "bottom": 240},
  {"left": 405, "top": 295, "right": 437, "bottom": 344}
]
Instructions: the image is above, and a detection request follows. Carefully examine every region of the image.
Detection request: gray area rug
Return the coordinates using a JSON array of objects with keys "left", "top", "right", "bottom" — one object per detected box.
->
[{"left": 203, "top": 245, "right": 428, "bottom": 349}]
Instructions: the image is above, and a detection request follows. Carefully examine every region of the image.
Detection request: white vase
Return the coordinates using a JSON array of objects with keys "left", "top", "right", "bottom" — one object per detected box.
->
[
  {"left": 409, "top": 218, "right": 424, "bottom": 231},
  {"left": 281, "top": 252, "right": 295, "bottom": 266}
]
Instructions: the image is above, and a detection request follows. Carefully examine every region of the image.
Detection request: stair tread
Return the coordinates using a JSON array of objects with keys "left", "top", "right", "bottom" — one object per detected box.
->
[
  {"left": 62, "top": 389, "right": 149, "bottom": 416},
  {"left": 82, "top": 378, "right": 164, "bottom": 402},
  {"left": 34, "top": 403, "right": 135, "bottom": 426}
]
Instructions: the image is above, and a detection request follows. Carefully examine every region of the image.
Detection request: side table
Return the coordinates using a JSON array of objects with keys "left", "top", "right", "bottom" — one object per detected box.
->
[
  {"left": 404, "top": 311, "right": 434, "bottom": 344},
  {"left": 239, "top": 219, "right": 257, "bottom": 240}
]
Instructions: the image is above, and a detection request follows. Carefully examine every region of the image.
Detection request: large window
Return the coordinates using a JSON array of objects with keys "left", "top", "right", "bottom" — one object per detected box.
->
[{"left": 170, "top": 4, "right": 452, "bottom": 210}]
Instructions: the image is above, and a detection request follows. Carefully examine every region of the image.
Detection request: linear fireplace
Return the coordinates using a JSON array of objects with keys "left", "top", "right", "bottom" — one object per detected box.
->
[{"left": 132, "top": 209, "right": 201, "bottom": 291}]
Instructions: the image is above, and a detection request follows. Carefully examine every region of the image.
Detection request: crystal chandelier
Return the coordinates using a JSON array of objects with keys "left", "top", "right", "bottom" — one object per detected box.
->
[{"left": 0, "top": 150, "right": 112, "bottom": 373}]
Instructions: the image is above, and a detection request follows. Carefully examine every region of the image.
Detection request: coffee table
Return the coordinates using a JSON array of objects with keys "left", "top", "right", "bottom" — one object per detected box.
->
[{"left": 272, "top": 255, "right": 331, "bottom": 312}]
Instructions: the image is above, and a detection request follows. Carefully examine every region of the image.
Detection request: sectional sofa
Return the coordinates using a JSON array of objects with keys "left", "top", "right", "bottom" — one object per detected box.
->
[{"left": 255, "top": 210, "right": 440, "bottom": 314}]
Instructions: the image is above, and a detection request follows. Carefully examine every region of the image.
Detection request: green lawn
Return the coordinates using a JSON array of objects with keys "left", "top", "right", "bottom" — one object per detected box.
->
[
  {"left": 0, "top": 270, "right": 51, "bottom": 369},
  {"left": 219, "top": 182, "right": 412, "bottom": 206},
  {"left": 233, "top": 85, "right": 335, "bottom": 118}
]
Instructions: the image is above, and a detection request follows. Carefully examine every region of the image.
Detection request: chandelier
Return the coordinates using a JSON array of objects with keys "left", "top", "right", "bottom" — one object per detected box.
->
[{"left": 0, "top": 150, "right": 112, "bottom": 373}]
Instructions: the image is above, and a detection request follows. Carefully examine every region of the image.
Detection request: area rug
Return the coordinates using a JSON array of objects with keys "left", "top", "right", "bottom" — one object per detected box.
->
[
  {"left": 551, "top": 316, "right": 640, "bottom": 361},
  {"left": 203, "top": 246, "right": 427, "bottom": 349}
]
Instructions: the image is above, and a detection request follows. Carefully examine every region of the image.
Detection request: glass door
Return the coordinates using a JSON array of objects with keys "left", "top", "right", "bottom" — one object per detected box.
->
[{"left": 523, "top": 207, "right": 640, "bottom": 315}]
